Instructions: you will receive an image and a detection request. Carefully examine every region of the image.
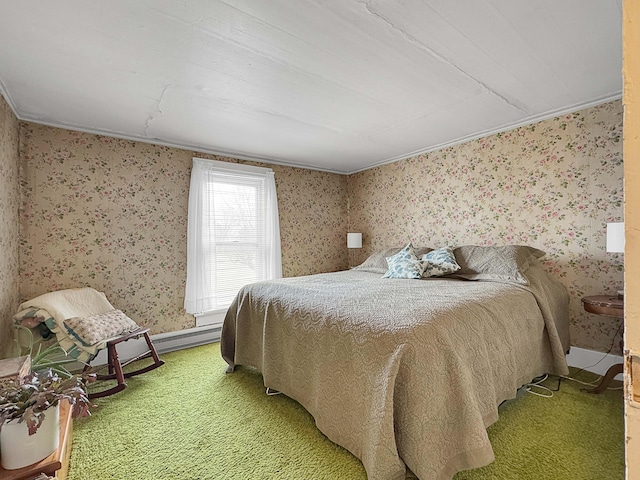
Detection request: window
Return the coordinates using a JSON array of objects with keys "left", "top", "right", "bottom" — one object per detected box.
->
[{"left": 184, "top": 158, "right": 282, "bottom": 322}]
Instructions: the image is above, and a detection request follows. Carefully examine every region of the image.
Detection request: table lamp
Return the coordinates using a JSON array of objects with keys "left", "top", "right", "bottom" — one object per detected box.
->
[
  {"left": 347, "top": 233, "right": 362, "bottom": 249},
  {"left": 606, "top": 222, "right": 624, "bottom": 298}
]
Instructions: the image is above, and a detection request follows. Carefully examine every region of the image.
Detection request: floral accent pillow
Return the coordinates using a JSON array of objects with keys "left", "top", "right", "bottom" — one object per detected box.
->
[
  {"left": 63, "top": 309, "right": 139, "bottom": 346},
  {"left": 420, "top": 247, "right": 461, "bottom": 278},
  {"left": 382, "top": 243, "right": 424, "bottom": 279},
  {"left": 353, "top": 246, "right": 433, "bottom": 274}
]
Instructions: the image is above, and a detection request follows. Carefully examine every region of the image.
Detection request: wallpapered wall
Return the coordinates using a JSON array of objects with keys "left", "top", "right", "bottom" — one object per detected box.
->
[
  {"left": 348, "top": 100, "right": 624, "bottom": 354},
  {"left": 18, "top": 124, "right": 348, "bottom": 335},
  {"left": 0, "top": 94, "right": 20, "bottom": 359},
  {"left": 1, "top": 98, "right": 623, "bottom": 357}
]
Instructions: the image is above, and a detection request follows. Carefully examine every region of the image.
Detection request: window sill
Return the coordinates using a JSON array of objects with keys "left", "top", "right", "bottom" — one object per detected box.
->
[{"left": 194, "top": 309, "right": 228, "bottom": 327}]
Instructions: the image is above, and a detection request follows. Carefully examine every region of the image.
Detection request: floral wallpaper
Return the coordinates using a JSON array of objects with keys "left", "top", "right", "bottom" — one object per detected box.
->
[
  {"left": 18, "top": 124, "right": 348, "bottom": 335},
  {"left": 348, "top": 100, "right": 624, "bottom": 354},
  {"left": 5, "top": 99, "right": 624, "bottom": 355},
  {"left": 273, "top": 165, "right": 349, "bottom": 277},
  {"left": 0, "top": 93, "right": 20, "bottom": 359}
]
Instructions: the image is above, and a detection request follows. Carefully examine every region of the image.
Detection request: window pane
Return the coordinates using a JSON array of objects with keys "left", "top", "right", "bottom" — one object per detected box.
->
[
  {"left": 203, "top": 175, "right": 267, "bottom": 309},
  {"left": 214, "top": 244, "right": 260, "bottom": 306}
]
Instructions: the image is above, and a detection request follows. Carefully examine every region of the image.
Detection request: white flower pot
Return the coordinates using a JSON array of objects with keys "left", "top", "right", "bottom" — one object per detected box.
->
[{"left": 0, "top": 403, "right": 60, "bottom": 470}]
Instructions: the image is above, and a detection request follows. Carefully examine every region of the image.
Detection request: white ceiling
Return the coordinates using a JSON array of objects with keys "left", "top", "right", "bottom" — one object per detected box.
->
[{"left": 0, "top": 0, "right": 622, "bottom": 174}]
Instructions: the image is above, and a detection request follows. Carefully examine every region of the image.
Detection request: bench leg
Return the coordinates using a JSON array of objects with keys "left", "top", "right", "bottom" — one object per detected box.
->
[
  {"left": 87, "top": 332, "right": 164, "bottom": 399},
  {"left": 89, "top": 343, "right": 127, "bottom": 399}
]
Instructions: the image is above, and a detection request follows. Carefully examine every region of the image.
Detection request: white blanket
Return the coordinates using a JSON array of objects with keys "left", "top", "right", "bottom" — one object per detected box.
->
[{"left": 19, "top": 287, "right": 115, "bottom": 322}]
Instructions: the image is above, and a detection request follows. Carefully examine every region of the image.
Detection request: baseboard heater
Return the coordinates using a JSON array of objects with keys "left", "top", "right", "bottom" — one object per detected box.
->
[
  {"left": 87, "top": 324, "right": 222, "bottom": 368},
  {"left": 151, "top": 324, "right": 222, "bottom": 354}
]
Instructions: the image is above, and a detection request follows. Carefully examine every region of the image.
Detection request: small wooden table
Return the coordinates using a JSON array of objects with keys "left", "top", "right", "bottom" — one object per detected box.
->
[
  {"left": 581, "top": 295, "right": 624, "bottom": 394},
  {"left": 0, "top": 356, "right": 30, "bottom": 382}
]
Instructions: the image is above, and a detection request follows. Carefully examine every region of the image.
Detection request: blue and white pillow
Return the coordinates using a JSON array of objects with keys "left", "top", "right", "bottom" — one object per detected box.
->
[
  {"left": 420, "top": 247, "right": 461, "bottom": 278},
  {"left": 382, "top": 243, "right": 423, "bottom": 279}
]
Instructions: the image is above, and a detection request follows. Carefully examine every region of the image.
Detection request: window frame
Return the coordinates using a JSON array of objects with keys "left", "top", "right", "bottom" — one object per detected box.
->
[{"left": 185, "top": 158, "right": 282, "bottom": 326}]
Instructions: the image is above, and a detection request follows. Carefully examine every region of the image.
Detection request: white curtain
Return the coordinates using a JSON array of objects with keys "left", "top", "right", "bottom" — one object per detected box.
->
[{"left": 184, "top": 158, "right": 282, "bottom": 314}]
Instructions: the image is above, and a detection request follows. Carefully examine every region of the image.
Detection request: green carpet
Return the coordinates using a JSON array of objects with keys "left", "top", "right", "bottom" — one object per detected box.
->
[{"left": 68, "top": 343, "right": 623, "bottom": 480}]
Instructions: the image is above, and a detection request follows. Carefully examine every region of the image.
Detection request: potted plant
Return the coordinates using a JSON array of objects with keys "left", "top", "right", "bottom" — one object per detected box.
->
[
  {"left": 0, "top": 368, "right": 94, "bottom": 470},
  {"left": 0, "top": 326, "right": 96, "bottom": 470}
]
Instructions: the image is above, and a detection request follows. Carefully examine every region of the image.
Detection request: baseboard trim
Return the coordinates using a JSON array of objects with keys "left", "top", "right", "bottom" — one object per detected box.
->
[
  {"left": 151, "top": 324, "right": 222, "bottom": 354},
  {"left": 566, "top": 346, "right": 623, "bottom": 380},
  {"left": 87, "top": 324, "right": 222, "bottom": 368}
]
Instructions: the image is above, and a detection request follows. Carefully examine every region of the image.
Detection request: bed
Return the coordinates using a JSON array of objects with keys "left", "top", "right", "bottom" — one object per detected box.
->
[{"left": 220, "top": 245, "right": 570, "bottom": 480}]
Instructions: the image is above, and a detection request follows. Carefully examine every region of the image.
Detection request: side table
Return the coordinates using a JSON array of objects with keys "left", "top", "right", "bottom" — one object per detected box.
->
[
  {"left": 0, "top": 356, "right": 30, "bottom": 382},
  {"left": 581, "top": 295, "right": 624, "bottom": 394}
]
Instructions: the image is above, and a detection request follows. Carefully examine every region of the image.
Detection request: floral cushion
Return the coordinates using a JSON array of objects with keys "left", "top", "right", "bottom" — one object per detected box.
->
[
  {"left": 353, "top": 246, "right": 432, "bottom": 274},
  {"left": 382, "top": 243, "right": 423, "bottom": 279},
  {"left": 420, "top": 247, "right": 461, "bottom": 278},
  {"left": 63, "top": 310, "right": 140, "bottom": 347}
]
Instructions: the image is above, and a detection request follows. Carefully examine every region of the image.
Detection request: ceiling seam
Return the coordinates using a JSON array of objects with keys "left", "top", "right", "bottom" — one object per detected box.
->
[
  {"left": 482, "top": 0, "right": 573, "bottom": 97},
  {"left": 144, "top": 85, "right": 172, "bottom": 137},
  {"left": 182, "top": 1, "right": 427, "bottom": 114},
  {"left": 358, "top": 0, "right": 530, "bottom": 116}
]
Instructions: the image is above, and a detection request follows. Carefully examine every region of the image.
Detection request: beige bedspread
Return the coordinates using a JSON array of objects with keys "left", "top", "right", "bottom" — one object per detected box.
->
[{"left": 221, "top": 266, "right": 570, "bottom": 480}]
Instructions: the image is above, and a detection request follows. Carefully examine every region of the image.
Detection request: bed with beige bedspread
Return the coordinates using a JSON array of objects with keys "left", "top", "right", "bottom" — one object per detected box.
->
[{"left": 221, "top": 247, "right": 570, "bottom": 480}]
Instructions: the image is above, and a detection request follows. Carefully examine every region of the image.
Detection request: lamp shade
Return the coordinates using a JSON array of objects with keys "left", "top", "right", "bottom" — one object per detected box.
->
[
  {"left": 347, "top": 232, "right": 362, "bottom": 249},
  {"left": 606, "top": 222, "right": 624, "bottom": 253}
]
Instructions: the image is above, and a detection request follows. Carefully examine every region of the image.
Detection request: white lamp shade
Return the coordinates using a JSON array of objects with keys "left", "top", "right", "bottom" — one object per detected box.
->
[
  {"left": 347, "top": 232, "right": 362, "bottom": 249},
  {"left": 606, "top": 222, "right": 624, "bottom": 253}
]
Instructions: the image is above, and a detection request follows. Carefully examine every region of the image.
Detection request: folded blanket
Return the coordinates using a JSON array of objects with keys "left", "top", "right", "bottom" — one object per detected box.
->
[
  {"left": 15, "top": 288, "right": 138, "bottom": 363},
  {"left": 14, "top": 307, "right": 103, "bottom": 363},
  {"left": 18, "top": 287, "right": 115, "bottom": 321}
]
